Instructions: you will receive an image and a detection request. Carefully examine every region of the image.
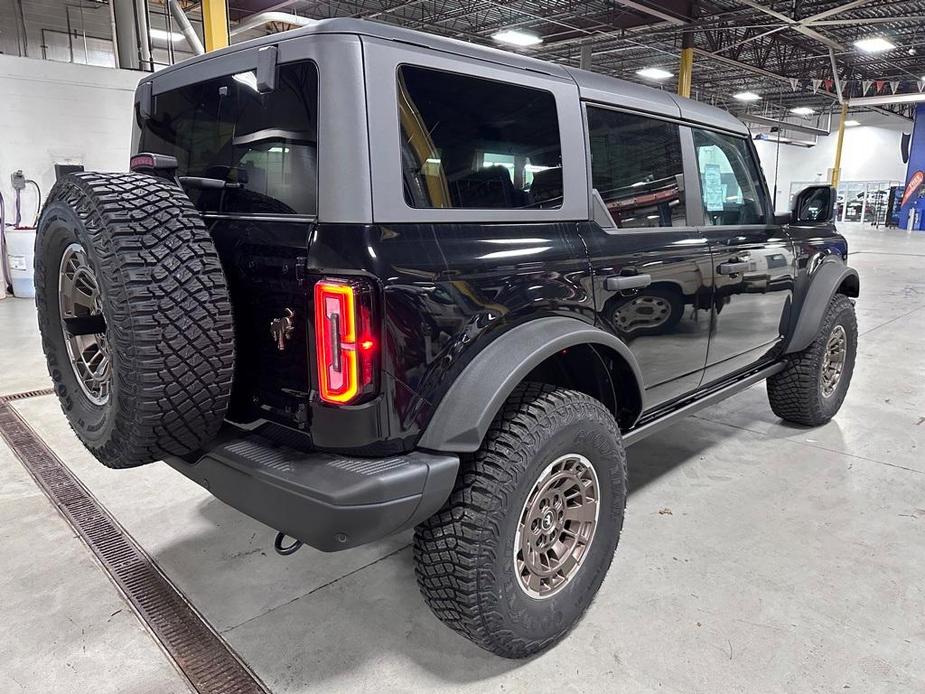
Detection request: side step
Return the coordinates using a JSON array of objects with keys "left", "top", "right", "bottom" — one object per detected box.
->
[{"left": 623, "top": 362, "right": 785, "bottom": 447}]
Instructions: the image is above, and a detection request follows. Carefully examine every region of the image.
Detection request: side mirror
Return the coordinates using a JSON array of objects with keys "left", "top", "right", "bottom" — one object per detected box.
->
[{"left": 792, "top": 185, "right": 836, "bottom": 224}]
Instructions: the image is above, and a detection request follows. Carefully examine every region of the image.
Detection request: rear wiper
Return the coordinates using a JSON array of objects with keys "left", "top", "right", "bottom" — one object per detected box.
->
[{"left": 178, "top": 176, "right": 243, "bottom": 190}]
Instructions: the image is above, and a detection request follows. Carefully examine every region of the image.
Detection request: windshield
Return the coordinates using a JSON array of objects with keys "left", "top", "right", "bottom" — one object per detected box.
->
[{"left": 138, "top": 60, "right": 318, "bottom": 215}]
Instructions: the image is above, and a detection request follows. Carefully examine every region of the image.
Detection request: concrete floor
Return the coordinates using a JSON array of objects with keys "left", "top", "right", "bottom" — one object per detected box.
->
[{"left": 1, "top": 223, "right": 923, "bottom": 693}]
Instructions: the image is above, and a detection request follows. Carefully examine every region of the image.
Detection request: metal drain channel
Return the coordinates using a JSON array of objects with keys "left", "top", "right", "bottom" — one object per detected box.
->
[{"left": 0, "top": 392, "right": 268, "bottom": 694}]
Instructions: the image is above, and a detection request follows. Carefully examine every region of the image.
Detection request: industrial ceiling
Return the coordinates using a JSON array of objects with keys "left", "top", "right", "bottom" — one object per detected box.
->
[{"left": 225, "top": 0, "right": 925, "bottom": 123}]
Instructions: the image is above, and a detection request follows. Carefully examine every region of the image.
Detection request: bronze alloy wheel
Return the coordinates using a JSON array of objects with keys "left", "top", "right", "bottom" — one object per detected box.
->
[
  {"left": 58, "top": 242, "right": 111, "bottom": 405},
  {"left": 514, "top": 453, "right": 600, "bottom": 599},
  {"left": 820, "top": 324, "right": 847, "bottom": 398}
]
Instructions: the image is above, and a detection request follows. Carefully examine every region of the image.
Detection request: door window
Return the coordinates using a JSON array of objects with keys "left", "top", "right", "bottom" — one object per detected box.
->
[
  {"left": 586, "top": 107, "right": 687, "bottom": 229},
  {"left": 397, "top": 65, "right": 562, "bottom": 209},
  {"left": 693, "top": 130, "right": 767, "bottom": 226}
]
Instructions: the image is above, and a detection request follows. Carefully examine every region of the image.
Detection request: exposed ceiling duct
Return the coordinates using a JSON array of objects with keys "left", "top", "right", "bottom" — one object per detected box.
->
[
  {"left": 230, "top": 11, "right": 317, "bottom": 37},
  {"left": 167, "top": 0, "right": 204, "bottom": 55}
]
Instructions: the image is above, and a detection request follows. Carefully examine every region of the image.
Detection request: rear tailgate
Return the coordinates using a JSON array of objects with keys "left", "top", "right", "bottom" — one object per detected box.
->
[{"left": 210, "top": 217, "right": 314, "bottom": 429}]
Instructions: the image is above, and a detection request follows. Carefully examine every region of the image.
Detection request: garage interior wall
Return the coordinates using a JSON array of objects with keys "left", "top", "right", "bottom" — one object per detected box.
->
[
  {"left": 0, "top": 54, "right": 141, "bottom": 227},
  {"left": 755, "top": 120, "right": 910, "bottom": 212}
]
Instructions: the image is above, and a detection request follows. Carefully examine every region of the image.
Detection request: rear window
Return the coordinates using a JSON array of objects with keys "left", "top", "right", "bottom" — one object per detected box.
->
[
  {"left": 397, "top": 65, "right": 563, "bottom": 210},
  {"left": 139, "top": 61, "right": 318, "bottom": 215}
]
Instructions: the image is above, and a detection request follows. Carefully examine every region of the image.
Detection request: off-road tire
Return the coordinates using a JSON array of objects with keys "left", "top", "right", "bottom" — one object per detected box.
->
[
  {"left": 35, "top": 172, "right": 235, "bottom": 468},
  {"left": 413, "top": 383, "right": 627, "bottom": 658},
  {"left": 767, "top": 293, "right": 857, "bottom": 426}
]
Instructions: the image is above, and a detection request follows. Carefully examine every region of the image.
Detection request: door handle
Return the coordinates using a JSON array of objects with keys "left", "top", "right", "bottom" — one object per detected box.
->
[
  {"left": 717, "top": 261, "right": 750, "bottom": 275},
  {"left": 604, "top": 273, "right": 652, "bottom": 291}
]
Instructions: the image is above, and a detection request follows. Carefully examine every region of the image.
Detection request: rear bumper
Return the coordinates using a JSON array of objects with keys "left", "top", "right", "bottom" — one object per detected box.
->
[{"left": 164, "top": 437, "right": 458, "bottom": 551}]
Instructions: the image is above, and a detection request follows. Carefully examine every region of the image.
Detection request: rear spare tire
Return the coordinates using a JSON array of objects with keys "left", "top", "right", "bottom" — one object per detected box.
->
[{"left": 35, "top": 172, "right": 235, "bottom": 468}]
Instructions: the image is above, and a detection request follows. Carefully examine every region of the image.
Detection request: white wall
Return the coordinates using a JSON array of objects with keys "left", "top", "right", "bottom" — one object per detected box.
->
[
  {"left": 754, "top": 118, "right": 911, "bottom": 212},
  {"left": 0, "top": 54, "right": 141, "bottom": 228}
]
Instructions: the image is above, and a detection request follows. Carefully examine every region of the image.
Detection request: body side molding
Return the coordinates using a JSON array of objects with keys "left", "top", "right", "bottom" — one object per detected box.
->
[{"left": 417, "top": 316, "right": 645, "bottom": 452}]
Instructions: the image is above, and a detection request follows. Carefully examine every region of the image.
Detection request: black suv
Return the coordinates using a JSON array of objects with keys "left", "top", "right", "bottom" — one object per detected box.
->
[{"left": 35, "top": 19, "right": 859, "bottom": 658}]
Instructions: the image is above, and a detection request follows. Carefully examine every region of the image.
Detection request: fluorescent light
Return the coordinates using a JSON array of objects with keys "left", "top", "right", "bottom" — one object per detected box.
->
[
  {"left": 790, "top": 106, "right": 815, "bottom": 116},
  {"left": 150, "top": 28, "right": 184, "bottom": 43},
  {"left": 492, "top": 29, "right": 542, "bottom": 47},
  {"left": 854, "top": 37, "right": 895, "bottom": 53},
  {"left": 733, "top": 91, "right": 761, "bottom": 102},
  {"left": 636, "top": 67, "right": 673, "bottom": 81},
  {"left": 844, "top": 119, "right": 861, "bottom": 127}
]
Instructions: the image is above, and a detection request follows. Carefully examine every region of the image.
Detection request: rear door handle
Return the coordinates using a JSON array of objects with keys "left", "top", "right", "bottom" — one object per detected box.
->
[
  {"left": 604, "top": 273, "right": 652, "bottom": 291},
  {"left": 717, "top": 261, "right": 750, "bottom": 275}
]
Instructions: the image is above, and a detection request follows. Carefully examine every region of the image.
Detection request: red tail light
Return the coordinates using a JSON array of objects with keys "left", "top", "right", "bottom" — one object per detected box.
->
[{"left": 314, "top": 279, "right": 377, "bottom": 405}]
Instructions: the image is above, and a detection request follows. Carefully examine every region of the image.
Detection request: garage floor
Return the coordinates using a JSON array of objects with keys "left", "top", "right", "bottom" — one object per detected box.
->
[{"left": 1, "top": 224, "right": 923, "bottom": 693}]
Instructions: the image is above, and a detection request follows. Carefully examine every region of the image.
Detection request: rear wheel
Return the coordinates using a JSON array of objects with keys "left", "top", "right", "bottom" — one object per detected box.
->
[
  {"left": 413, "top": 383, "right": 627, "bottom": 658},
  {"left": 35, "top": 172, "right": 235, "bottom": 468},
  {"left": 767, "top": 293, "right": 857, "bottom": 426}
]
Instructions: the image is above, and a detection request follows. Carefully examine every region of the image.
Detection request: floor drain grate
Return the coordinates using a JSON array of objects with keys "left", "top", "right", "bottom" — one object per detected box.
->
[
  {"left": 0, "top": 394, "right": 269, "bottom": 694},
  {"left": 3, "top": 387, "right": 55, "bottom": 401}
]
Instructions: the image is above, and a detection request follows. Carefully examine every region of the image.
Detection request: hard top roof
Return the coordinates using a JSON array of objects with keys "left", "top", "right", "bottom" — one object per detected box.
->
[{"left": 142, "top": 17, "right": 748, "bottom": 136}]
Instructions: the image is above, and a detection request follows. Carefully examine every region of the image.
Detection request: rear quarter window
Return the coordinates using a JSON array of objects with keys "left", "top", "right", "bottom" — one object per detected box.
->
[{"left": 397, "top": 65, "right": 563, "bottom": 210}]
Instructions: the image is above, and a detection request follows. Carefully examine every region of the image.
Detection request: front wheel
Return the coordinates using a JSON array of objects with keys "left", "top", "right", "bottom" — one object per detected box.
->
[
  {"left": 413, "top": 383, "right": 627, "bottom": 658},
  {"left": 767, "top": 293, "right": 857, "bottom": 426}
]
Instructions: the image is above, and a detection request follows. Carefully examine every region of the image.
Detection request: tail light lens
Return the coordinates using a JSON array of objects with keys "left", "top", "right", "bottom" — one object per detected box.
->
[{"left": 314, "top": 279, "right": 377, "bottom": 405}]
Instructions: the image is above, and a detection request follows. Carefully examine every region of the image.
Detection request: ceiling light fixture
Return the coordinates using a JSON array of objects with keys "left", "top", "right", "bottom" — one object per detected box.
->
[
  {"left": 790, "top": 106, "right": 815, "bottom": 116},
  {"left": 853, "top": 37, "right": 895, "bottom": 53},
  {"left": 636, "top": 67, "right": 673, "bottom": 81},
  {"left": 149, "top": 28, "right": 184, "bottom": 43},
  {"left": 844, "top": 119, "right": 861, "bottom": 127},
  {"left": 491, "top": 29, "right": 542, "bottom": 47},
  {"left": 733, "top": 91, "right": 761, "bottom": 102}
]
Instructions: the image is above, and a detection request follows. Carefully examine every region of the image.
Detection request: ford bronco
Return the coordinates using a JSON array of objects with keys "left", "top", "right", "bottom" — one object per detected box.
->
[{"left": 35, "top": 19, "right": 858, "bottom": 658}]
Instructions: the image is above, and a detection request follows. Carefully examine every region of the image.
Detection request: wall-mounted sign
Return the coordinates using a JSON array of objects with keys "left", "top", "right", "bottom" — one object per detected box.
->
[{"left": 901, "top": 170, "right": 924, "bottom": 206}]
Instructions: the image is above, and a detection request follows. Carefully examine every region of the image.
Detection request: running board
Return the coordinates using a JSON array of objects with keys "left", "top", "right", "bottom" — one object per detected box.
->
[{"left": 622, "top": 362, "right": 785, "bottom": 447}]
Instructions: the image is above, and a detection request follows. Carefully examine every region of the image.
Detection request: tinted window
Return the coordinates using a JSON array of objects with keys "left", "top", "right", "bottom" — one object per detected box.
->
[
  {"left": 693, "top": 129, "right": 767, "bottom": 225},
  {"left": 139, "top": 61, "right": 318, "bottom": 215},
  {"left": 587, "top": 107, "right": 687, "bottom": 228},
  {"left": 398, "top": 65, "right": 562, "bottom": 209}
]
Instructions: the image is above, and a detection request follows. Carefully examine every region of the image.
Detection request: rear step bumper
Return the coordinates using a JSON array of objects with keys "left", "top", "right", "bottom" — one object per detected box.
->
[{"left": 163, "top": 438, "right": 459, "bottom": 552}]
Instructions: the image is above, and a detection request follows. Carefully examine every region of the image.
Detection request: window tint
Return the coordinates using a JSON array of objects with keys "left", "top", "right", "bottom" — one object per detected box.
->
[
  {"left": 587, "top": 107, "right": 687, "bottom": 228},
  {"left": 397, "top": 65, "right": 562, "bottom": 209},
  {"left": 139, "top": 61, "right": 318, "bottom": 215},
  {"left": 693, "top": 129, "right": 767, "bottom": 226}
]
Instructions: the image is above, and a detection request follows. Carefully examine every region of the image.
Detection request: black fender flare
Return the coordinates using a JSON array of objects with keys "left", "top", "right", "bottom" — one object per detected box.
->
[
  {"left": 785, "top": 259, "right": 859, "bottom": 354},
  {"left": 416, "top": 317, "right": 645, "bottom": 453}
]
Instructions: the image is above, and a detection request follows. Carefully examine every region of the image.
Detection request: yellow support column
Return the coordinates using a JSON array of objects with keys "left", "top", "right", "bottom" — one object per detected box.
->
[
  {"left": 677, "top": 47, "right": 694, "bottom": 98},
  {"left": 202, "top": 0, "right": 229, "bottom": 52},
  {"left": 830, "top": 102, "right": 850, "bottom": 187}
]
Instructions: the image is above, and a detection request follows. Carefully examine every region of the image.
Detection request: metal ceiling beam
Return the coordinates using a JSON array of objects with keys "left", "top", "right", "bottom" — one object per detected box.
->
[
  {"left": 734, "top": 0, "right": 844, "bottom": 51},
  {"left": 740, "top": 113, "right": 831, "bottom": 135},
  {"left": 801, "top": 0, "right": 876, "bottom": 24},
  {"left": 612, "top": 0, "right": 689, "bottom": 26}
]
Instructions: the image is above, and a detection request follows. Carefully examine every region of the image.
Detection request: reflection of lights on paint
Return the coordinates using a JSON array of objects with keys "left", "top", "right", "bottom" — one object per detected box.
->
[
  {"left": 232, "top": 71, "right": 259, "bottom": 91},
  {"left": 479, "top": 247, "right": 551, "bottom": 260},
  {"left": 425, "top": 158, "right": 441, "bottom": 164},
  {"left": 268, "top": 147, "right": 289, "bottom": 153}
]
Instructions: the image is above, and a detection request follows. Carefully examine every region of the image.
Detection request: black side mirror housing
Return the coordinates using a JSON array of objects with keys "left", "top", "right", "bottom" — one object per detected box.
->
[
  {"left": 774, "top": 212, "right": 793, "bottom": 225},
  {"left": 792, "top": 185, "right": 836, "bottom": 224}
]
